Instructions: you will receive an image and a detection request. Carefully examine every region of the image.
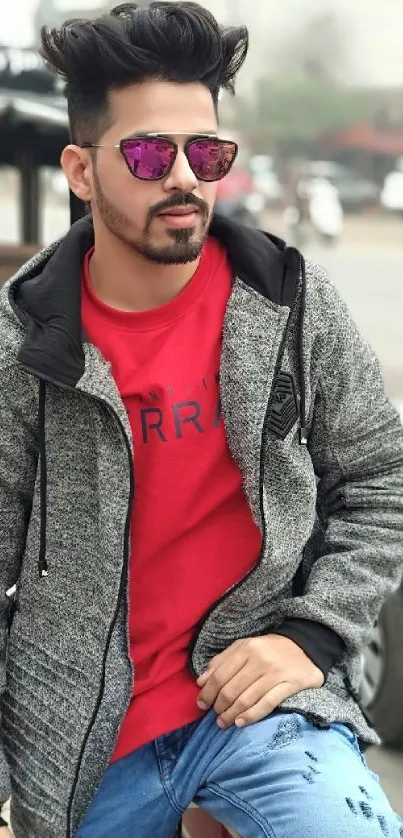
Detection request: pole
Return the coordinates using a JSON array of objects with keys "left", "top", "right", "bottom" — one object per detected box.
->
[{"left": 18, "top": 153, "right": 41, "bottom": 245}]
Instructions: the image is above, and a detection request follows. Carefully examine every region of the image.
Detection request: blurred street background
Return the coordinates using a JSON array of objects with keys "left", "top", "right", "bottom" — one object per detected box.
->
[{"left": 0, "top": 0, "right": 403, "bottom": 826}]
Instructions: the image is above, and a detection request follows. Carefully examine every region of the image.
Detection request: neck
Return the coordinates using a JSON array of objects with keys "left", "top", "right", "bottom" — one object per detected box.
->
[{"left": 89, "top": 225, "right": 202, "bottom": 313}]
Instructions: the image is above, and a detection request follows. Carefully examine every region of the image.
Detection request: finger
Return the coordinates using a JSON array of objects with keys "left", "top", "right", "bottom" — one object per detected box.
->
[
  {"left": 216, "top": 675, "right": 270, "bottom": 728},
  {"left": 197, "top": 650, "right": 249, "bottom": 710},
  {"left": 196, "top": 640, "right": 244, "bottom": 687},
  {"left": 234, "top": 682, "right": 294, "bottom": 728},
  {"left": 212, "top": 663, "right": 264, "bottom": 716},
  {"left": 196, "top": 670, "right": 211, "bottom": 688}
]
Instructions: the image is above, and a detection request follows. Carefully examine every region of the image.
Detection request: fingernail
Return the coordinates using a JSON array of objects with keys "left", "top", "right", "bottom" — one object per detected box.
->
[
  {"left": 197, "top": 700, "right": 209, "bottom": 710},
  {"left": 217, "top": 719, "right": 226, "bottom": 729},
  {"left": 235, "top": 719, "right": 246, "bottom": 728}
]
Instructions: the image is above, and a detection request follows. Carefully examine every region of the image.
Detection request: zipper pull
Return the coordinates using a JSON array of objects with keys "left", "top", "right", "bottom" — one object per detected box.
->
[
  {"left": 299, "top": 427, "right": 308, "bottom": 445},
  {"left": 38, "top": 558, "right": 49, "bottom": 578},
  {"left": 6, "top": 583, "right": 19, "bottom": 634}
]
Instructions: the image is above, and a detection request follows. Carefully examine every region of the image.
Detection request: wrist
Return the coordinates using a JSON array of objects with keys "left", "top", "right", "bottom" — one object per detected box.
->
[{"left": 272, "top": 618, "right": 346, "bottom": 679}]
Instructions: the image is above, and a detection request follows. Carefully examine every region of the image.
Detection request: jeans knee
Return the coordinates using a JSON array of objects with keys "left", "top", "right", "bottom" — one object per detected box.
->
[{"left": 294, "top": 799, "right": 401, "bottom": 838}]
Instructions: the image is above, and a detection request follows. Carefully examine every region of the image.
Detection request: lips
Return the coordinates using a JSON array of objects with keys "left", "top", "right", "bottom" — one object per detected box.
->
[
  {"left": 156, "top": 206, "right": 201, "bottom": 229},
  {"left": 158, "top": 206, "right": 199, "bottom": 217}
]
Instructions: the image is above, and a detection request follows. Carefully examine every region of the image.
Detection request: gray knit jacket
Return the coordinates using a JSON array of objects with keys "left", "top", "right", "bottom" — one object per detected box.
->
[{"left": 0, "top": 215, "right": 402, "bottom": 838}]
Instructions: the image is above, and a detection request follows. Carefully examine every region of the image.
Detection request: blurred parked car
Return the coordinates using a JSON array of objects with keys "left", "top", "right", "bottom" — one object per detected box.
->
[
  {"left": 361, "top": 402, "right": 403, "bottom": 749},
  {"left": 215, "top": 166, "right": 265, "bottom": 228},
  {"left": 380, "top": 158, "right": 403, "bottom": 216},
  {"left": 299, "top": 161, "right": 380, "bottom": 214}
]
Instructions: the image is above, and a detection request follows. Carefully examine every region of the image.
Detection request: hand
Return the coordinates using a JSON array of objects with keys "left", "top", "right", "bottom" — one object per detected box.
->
[
  {"left": 196, "top": 634, "right": 324, "bottom": 730},
  {"left": 0, "top": 827, "right": 12, "bottom": 837}
]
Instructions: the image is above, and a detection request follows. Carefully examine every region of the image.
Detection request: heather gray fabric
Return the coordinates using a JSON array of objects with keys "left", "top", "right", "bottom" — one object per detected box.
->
[{"left": 0, "top": 240, "right": 402, "bottom": 837}]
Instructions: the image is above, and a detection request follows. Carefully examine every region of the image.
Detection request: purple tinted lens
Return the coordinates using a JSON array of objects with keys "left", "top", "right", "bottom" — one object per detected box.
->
[
  {"left": 121, "top": 138, "right": 176, "bottom": 179},
  {"left": 187, "top": 140, "right": 237, "bottom": 182}
]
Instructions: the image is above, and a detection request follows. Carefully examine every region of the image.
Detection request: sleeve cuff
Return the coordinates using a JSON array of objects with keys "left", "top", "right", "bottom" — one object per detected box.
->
[{"left": 271, "top": 618, "right": 346, "bottom": 679}]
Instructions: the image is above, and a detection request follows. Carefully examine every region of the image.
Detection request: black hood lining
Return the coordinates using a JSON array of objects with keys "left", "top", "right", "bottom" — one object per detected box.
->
[
  {"left": 10, "top": 213, "right": 302, "bottom": 390},
  {"left": 9, "top": 214, "right": 307, "bottom": 582}
]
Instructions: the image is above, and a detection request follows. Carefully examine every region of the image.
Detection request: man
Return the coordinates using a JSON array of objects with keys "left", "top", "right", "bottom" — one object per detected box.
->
[{"left": 0, "top": 4, "right": 402, "bottom": 837}]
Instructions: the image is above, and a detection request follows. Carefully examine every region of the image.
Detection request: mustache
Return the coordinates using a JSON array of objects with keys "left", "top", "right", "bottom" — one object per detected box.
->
[{"left": 146, "top": 193, "right": 209, "bottom": 225}]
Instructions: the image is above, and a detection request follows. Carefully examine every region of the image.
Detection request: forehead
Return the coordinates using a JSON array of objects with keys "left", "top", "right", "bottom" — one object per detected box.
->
[{"left": 106, "top": 80, "right": 218, "bottom": 139}]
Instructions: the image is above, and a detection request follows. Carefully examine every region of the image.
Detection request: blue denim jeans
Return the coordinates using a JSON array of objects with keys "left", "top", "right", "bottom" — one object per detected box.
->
[{"left": 75, "top": 710, "right": 402, "bottom": 838}]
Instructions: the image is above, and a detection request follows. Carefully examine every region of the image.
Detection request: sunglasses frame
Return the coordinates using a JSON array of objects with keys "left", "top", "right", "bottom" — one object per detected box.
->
[{"left": 82, "top": 133, "right": 238, "bottom": 183}]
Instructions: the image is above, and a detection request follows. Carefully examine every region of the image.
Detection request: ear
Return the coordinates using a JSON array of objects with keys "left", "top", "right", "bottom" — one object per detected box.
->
[{"left": 60, "top": 145, "right": 93, "bottom": 203}]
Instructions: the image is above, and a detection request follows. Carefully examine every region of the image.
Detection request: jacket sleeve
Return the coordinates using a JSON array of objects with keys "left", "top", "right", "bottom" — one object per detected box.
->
[
  {"left": 274, "top": 264, "right": 403, "bottom": 673},
  {"left": 0, "top": 363, "right": 38, "bottom": 805}
]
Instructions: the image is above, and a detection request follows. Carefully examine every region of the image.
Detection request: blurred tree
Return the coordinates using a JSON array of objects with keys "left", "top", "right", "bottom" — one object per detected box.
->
[
  {"left": 279, "top": 13, "right": 350, "bottom": 84},
  {"left": 226, "top": 9, "right": 375, "bottom": 158},
  {"left": 232, "top": 77, "right": 376, "bottom": 159}
]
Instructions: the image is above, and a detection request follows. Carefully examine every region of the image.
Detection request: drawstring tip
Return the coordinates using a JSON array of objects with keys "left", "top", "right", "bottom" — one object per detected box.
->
[
  {"left": 38, "top": 561, "right": 48, "bottom": 578},
  {"left": 299, "top": 427, "right": 308, "bottom": 446}
]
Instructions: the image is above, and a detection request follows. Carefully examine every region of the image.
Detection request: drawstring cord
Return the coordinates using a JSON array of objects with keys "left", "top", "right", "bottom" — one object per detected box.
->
[
  {"left": 298, "top": 257, "right": 308, "bottom": 446},
  {"left": 38, "top": 380, "right": 49, "bottom": 578}
]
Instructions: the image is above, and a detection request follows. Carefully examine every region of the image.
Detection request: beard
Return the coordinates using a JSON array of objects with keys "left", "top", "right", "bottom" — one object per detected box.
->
[
  {"left": 137, "top": 226, "right": 208, "bottom": 265},
  {"left": 92, "top": 168, "right": 210, "bottom": 265}
]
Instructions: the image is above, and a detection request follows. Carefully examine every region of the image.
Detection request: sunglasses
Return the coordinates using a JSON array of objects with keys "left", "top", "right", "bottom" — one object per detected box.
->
[{"left": 82, "top": 133, "right": 238, "bottom": 183}]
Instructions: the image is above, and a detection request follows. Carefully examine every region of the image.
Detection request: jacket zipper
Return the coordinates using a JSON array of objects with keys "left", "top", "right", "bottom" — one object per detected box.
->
[
  {"left": 12, "top": 254, "right": 303, "bottom": 823},
  {"left": 188, "top": 301, "right": 297, "bottom": 677},
  {"left": 17, "top": 364, "right": 134, "bottom": 838},
  {"left": 66, "top": 405, "right": 134, "bottom": 837}
]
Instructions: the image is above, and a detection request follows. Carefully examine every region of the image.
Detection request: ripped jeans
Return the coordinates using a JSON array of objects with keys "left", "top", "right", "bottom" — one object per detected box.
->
[{"left": 75, "top": 710, "right": 402, "bottom": 838}]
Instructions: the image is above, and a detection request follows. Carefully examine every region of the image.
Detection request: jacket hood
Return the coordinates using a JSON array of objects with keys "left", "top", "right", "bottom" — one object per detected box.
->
[
  {"left": 2, "top": 213, "right": 307, "bottom": 582},
  {"left": 5, "top": 213, "right": 303, "bottom": 390}
]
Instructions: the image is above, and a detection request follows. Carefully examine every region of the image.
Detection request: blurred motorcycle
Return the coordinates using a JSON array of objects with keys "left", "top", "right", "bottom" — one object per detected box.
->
[
  {"left": 285, "top": 176, "right": 344, "bottom": 247},
  {"left": 308, "top": 178, "right": 344, "bottom": 245}
]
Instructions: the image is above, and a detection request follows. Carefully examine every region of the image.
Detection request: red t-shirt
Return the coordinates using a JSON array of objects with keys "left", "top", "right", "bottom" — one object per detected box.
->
[{"left": 81, "top": 237, "right": 261, "bottom": 761}]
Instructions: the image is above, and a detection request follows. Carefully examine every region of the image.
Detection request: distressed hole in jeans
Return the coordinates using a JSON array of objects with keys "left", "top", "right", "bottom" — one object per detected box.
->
[
  {"left": 305, "top": 750, "right": 319, "bottom": 763},
  {"left": 378, "top": 814, "right": 389, "bottom": 836},
  {"left": 268, "top": 716, "right": 301, "bottom": 751},
  {"left": 302, "top": 765, "right": 320, "bottom": 785},
  {"left": 359, "top": 801, "right": 374, "bottom": 820},
  {"left": 346, "top": 798, "right": 356, "bottom": 815},
  {"left": 359, "top": 785, "right": 372, "bottom": 800}
]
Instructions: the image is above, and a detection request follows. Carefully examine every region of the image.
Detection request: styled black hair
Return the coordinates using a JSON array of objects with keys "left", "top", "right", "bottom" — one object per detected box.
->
[{"left": 40, "top": 2, "right": 248, "bottom": 144}]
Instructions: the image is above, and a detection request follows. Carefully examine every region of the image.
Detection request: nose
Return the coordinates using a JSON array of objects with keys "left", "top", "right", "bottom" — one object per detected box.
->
[{"left": 164, "top": 147, "right": 199, "bottom": 193}]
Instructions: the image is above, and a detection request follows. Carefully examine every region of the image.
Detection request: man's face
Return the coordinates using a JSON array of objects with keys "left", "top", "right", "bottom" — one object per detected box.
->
[{"left": 85, "top": 80, "right": 219, "bottom": 265}]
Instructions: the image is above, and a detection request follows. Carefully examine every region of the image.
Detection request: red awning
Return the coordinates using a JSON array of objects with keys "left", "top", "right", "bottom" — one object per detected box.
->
[{"left": 318, "top": 122, "right": 403, "bottom": 156}]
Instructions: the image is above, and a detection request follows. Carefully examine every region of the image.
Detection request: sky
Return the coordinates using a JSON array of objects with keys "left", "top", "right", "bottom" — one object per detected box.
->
[
  {"left": 0, "top": 0, "right": 36, "bottom": 46},
  {"left": 0, "top": 0, "right": 37, "bottom": 46},
  {"left": 0, "top": 0, "right": 101, "bottom": 45},
  {"left": 1, "top": 0, "right": 403, "bottom": 87}
]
